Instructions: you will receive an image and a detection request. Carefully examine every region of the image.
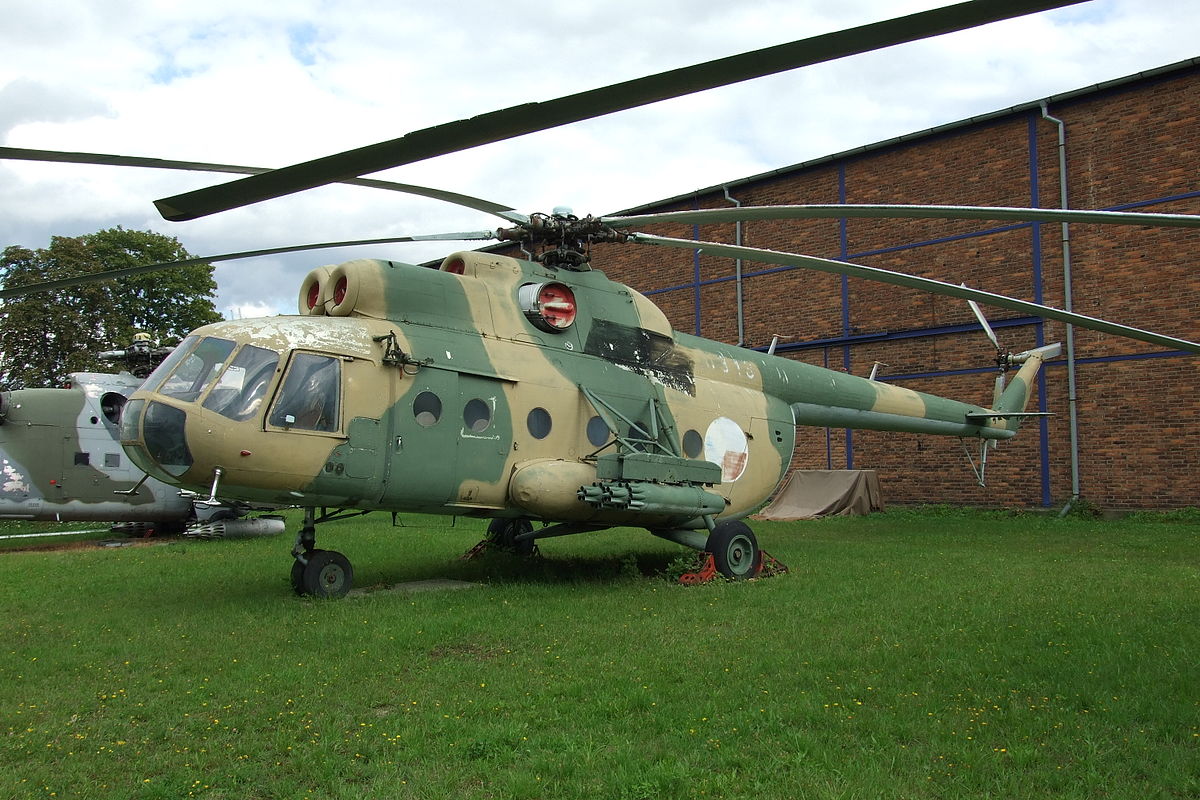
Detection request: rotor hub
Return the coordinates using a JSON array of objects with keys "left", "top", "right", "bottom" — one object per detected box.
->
[{"left": 496, "top": 212, "right": 628, "bottom": 270}]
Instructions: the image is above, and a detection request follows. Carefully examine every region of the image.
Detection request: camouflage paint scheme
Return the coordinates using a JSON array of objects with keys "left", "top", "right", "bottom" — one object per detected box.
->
[
  {"left": 118, "top": 251, "right": 1047, "bottom": 539},
  {"left": 0, "top": 372, "right": 193, "bottom": 523}
]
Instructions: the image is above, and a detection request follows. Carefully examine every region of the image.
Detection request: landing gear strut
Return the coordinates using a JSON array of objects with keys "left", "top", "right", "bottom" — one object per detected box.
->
[
  {"left": 463, "top": 517, "right": 539, "bottom": 559},
  {"left": 291, "top": 508, "right": 355, "bottom": 598}
]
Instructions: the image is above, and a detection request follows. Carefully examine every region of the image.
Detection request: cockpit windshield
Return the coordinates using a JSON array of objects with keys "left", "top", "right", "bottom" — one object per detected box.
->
[
  {"left": 142, "top": 335, "right": 199, "bottom": 394},
  {"left": 137, "top": 336, "right": 343, "bottom": 436},
  {"left": 143, "top": 336, "right": 283, "bottom": 424},
  {"left": 157, "top": 336, "right": 236, "bottom": 402},
  {"left": 201, "top": 345, "right": 280, "bottom": 422}
]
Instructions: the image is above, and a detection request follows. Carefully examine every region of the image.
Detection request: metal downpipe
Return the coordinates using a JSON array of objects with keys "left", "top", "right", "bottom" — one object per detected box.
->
[{"left": 1040, "top": 101, "right": 1082, "bottom": 513}]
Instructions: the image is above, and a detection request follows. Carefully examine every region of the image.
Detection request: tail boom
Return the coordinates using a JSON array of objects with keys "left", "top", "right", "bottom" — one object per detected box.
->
[{"left": 755, "top": 344, "right": 1061, "bottom": 441}]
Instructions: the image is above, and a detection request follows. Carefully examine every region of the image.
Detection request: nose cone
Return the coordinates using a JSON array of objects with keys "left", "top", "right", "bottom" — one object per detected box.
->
[{"left": 120, "top": 398, "right": 193, "bottom": 482}]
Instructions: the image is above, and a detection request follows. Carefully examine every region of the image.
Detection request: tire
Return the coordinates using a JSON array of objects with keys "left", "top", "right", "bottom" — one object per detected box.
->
[
  {"left": 301, "top": 550, "right": 354, "bottom": 598},
  {"left": 290, "top": 554, "right": 313, "bottom": 595},
  {"left": 706, "top": 520, "right": 760, "bottom": 580},
  {"left": 487, "top": 518, "right": 535, "bottom": 556}
]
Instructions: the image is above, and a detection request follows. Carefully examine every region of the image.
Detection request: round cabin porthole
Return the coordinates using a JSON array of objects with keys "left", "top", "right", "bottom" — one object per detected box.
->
[
  {"left": 527, "top": 407, "right": 552, "bottom": 439},
  {"left": 682, "top": 429, "right": 703, "bottom": 458},
  {"left": 464, "top": 398, "right": 492, "bottom": 433},
  {"left": 413, "top": 391, "right": 442, "bottom": 427},
  {"left": 586, "top": 415, "right": 609, "bottom": 447}
]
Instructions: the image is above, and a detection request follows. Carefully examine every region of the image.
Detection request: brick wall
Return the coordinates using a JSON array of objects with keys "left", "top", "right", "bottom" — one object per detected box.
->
[{"left": 502, "top": 64, "right": 1200, "bottom": 510}]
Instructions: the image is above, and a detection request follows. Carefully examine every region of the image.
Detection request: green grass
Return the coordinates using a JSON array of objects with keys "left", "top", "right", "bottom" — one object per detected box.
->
[
  {"left": 0, "top": 519, "right": 116, "bottom": 551},
  {"left": 0, "top": 510, "right": 1196, "bottom": 799}
]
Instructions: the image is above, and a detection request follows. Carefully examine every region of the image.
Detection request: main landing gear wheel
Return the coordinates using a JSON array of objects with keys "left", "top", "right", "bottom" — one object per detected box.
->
[
  {"left": 290, "top": 557, "right": 307, "bottom": 594},
  {"left": 706, "top": 520, "right": 761, "bottom": 580},
  {"left": 293, "top": 549, "right": 354, "bottom": 598},
  {"left": 486, "top": 518, "right": 536, "bottom": 556}
]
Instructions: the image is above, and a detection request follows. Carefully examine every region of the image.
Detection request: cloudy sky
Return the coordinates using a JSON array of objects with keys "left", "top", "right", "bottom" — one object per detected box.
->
[{"left": 1, "top": 0, "right": 1197, "bottom": 319}]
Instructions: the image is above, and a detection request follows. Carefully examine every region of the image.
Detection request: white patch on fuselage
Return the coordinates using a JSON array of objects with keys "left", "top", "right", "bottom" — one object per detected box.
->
[
  {"left": 203, "top": 317, "right": 376, "bottom": 358},
  {"left": 2, "top": 460, "right": 31, "bottom": 495},
  {"left": 612, "top": 362, "right": 667, "bottom": 389},
  {"left": 704, "top": 417, "right": 749, "bottom": 482},
  {"left": 460, "top": 431, "right": 502, "bottom": 442}
]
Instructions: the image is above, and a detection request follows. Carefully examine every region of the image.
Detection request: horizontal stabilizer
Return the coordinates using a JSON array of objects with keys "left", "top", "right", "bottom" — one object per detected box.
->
[{"left": 966, "top": 411, "right": 1054, "bottom": 421}]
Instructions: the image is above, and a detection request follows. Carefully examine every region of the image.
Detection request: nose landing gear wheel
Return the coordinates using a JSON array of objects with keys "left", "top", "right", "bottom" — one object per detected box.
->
[
  {"left": 706, "top": 520, "right": 761, "bottom": 580},
  {"left": 292, "top": 549, "right": 354, "bottom": 598}
]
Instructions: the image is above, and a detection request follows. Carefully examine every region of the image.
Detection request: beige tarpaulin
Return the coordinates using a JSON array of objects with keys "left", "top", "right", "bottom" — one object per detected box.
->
[{"left": 754, "top": 470, "right": 884, "bottom": 521}]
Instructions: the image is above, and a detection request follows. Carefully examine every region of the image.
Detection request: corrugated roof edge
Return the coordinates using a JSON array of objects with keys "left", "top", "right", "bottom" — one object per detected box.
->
[{"left": 613, "top": 56, "right": 1200, "bottom": 216}]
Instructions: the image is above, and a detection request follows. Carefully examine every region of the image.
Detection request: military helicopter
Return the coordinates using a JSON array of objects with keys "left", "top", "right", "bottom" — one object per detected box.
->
[
  {"left": 0, "top": 337, "right": 283, "bottom": 538},
  {"left": 2, "top": 0, "right": 1198, "bottom": 596}
]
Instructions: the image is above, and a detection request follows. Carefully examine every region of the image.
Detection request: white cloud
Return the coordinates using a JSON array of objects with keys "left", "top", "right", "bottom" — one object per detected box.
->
[
  {"left": 1, "top": 0, "right": 1198, "bottom": 317},
  {"left": 226, "top": 300, "right": 280, "bottom": 320},
  {"left": 0, "top": 79, "right": 112, "bottom": 137}
]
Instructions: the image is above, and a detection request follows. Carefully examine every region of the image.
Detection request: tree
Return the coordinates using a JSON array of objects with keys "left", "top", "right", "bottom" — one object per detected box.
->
[{"left": 0, "top": 227, "right": 223, "bottom": 388}]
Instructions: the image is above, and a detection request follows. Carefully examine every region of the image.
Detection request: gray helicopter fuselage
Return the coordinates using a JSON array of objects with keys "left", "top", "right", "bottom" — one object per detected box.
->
[{"left": 0, "top": 372, "right": 194, "bottom": 523}]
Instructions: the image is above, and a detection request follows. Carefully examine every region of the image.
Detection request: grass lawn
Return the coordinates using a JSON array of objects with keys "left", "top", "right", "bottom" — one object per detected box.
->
[
  {"left": 0, "top": 520, "right": 115, "bottom": 552},
  {"left": 0, "top": 508, "right": 1196, "bottom": 799}
]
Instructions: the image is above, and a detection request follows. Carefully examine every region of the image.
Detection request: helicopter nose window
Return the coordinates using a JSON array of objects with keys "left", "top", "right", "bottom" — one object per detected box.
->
[
  {"left": 268, "top": 353, "right": 341, "bottom": 433},
  {"left": 202, "top": 345, "right": 280, "bottom": 422},
  {"left": 119, "top": 398, "right": 145, "bottom": 443},
  {"left": 142, "top": 401, "right": 193, "bottom": 477}
]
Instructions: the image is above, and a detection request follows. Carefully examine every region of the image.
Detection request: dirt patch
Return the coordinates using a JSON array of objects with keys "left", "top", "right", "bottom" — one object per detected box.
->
[{"left": 0, "top": 537, "right": 174, "bottom": 555}]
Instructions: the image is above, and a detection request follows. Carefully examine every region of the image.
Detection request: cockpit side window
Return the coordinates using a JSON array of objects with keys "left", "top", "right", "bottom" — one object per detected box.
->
[
  {"left": 158, "top": 337, "right": 236, "bottom": 402},
  {"left": 202, "top": 345, "right": 280, "bottom": 422},
  {"left": 267, "top": 353, "right": 341, "bottom": 433}
]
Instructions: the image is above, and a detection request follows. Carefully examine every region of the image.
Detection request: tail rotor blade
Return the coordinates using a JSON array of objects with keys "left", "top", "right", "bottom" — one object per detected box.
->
[{"left": 964, "top": 289, "right": 1002, "bottom": 351}]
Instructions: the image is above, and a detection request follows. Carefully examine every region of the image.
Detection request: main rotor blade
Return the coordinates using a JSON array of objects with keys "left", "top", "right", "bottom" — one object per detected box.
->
[
  {"left": 604, "top": 204, "right": 1200, "bottom": 229},
  {"left": 628, "top": 233, "right": 1200, "bottom": 355},
  {"left": 153, "top": 0, "right": 1084, "bottom": 221},
  {"left": 0, "top": 146, "right": 528, "bottom": 224},
  {"left": 0, "top": 230, "right": 497, "bottom": 300}
]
